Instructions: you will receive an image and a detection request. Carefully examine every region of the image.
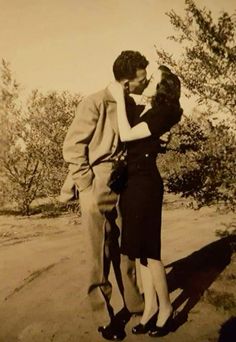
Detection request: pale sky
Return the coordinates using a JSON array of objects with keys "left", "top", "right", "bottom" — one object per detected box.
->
[{"left": 0, "top": 0, "right": 235, "bottom": 110}]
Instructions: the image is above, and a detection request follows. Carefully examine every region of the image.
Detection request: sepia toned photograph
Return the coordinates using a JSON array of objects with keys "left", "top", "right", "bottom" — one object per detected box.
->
[{"left": 0, "top": 1, "right": 235, "bottom": 341}]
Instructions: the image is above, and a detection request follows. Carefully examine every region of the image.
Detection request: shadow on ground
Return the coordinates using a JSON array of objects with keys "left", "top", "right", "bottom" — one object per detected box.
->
[
  {"left": 166, "top": 235, "right": 236, "bottom": 331},
  {"left": 218, "top": 316, "right": 236, "bottom": 342}
]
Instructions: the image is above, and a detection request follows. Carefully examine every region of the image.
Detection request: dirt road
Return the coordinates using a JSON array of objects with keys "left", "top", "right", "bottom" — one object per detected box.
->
[{"left": 0, "top": 199, "right": 234, "bottom": 342}]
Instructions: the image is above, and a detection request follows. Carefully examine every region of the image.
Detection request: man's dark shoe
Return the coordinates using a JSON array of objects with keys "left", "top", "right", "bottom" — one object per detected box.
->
[
  {"left": 98, "top": 324, "right": 126, "bottom": 341},
  {"left": 98, "top": 307, "right": 131, "bottom": 340},
  {"left": 115, "top": 307, "right": 132, "bottom": 324}
]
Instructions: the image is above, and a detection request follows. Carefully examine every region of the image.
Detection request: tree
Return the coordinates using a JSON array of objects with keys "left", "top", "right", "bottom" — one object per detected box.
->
[
  {"left": 159, "top": 114, "right": 236, "bottom": 208},
  {"left": 155, "top": 1, "right": 236, "bottom": 209},
  {"left": 155, "top": 0, "right": 236, "bottom": 117},
  {"left": 25, "top": 89, "right": 82, "bottom": 198},
  {"left": 0, "top": 59, "right": 42, "bottom": 215},
  {"left": 0, "top": 60, "right": 82, "bottom": 214}
]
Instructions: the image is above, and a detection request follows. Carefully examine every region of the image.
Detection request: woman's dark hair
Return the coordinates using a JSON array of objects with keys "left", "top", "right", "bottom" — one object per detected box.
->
[
  {"left": 113, "top": 50, "right": 149, "bottom": 81},
  {"left": 153, "top": 66, "right": 181, "bottom": 106}
]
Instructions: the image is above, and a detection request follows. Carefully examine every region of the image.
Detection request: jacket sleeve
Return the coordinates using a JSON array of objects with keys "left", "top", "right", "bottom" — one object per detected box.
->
[{"left": 63, "top": 96, "right": 99, "bottom": 191}]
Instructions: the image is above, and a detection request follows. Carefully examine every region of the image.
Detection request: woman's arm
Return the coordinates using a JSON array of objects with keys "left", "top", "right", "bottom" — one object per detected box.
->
[
  {"left": 117, "top": 92, "right": 152, "bottom": 142},
  {"left": 108, "top": 82, "right": 151, "bottom": 142}
]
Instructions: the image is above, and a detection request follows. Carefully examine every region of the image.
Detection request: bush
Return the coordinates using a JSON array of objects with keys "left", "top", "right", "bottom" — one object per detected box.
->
[
  {"left": 0, "top": 60, "right": 82, "bottom": 215},
  {"left": 159, "top": 114, "right": 236, "bottom": 209},
  {"left": 156, "top": 0, "right": 236, "bottom": 210}
]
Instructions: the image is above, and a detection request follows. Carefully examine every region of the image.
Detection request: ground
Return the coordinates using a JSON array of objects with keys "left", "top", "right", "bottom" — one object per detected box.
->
[{"left": 0, "top": 195, "right": 235, "bottom": 342}]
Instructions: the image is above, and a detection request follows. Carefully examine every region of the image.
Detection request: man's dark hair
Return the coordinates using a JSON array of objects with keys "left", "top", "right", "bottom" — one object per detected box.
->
[{"left": 113, "top": 50, "right": 149, "bottom": 81}]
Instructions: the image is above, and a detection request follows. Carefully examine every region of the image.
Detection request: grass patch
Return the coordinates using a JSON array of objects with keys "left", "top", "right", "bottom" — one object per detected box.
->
[
  {"left": 204, "top": 289, "right": 236, "bottom": 314},
  {"left": 0, "top": 199, "right": 80, "bottom": 217},
  {"left": 224, "top": 273, "right": 236, "bottom": 281},
  {"left": 31, "top": 201, "right": 80, "bottom": 218}
]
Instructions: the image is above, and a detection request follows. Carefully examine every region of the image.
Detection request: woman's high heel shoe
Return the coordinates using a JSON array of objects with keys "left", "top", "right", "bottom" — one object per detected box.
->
[
  {"left": 148, "top": 311, "right": 174, "bottom": 337},
  {"left": 132, "top": 312, "right": 158, "bottom": 335}
]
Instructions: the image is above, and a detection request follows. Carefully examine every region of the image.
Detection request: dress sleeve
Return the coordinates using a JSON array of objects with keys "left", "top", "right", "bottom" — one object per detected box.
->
[{"left": 141, "top": 103, "right": 183, "bottom": 137}]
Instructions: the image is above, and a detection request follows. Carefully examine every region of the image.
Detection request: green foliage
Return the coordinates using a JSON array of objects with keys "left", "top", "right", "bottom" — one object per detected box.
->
[
  {"left": 156, "top": 1, "right": 236, "bottom": 209},
  {"left": 0, "top": 59, "right": 41, "bottom": 215},
  {"left": 204, "top": 289, "right": 236, "bottom": 314},
  {"left": 0, "top": 60, "right": 82, "bottom": 215},
  {"left": 159, "top": 115, "right": 236, "bottom": 209},
  {"left": 24, "top": 89, "right": 81, "bottom": 197},
  {"left": 155, "top": 0, "right": 236, "bottom": 117}
]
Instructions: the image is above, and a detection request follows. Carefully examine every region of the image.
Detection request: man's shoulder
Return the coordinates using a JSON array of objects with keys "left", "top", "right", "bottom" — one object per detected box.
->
[
  {"left": 85, "top": 88, "right": 109, "bottom": 104},
  {"left": 76, "top": 89, "right": 108, "bottom": 112}
]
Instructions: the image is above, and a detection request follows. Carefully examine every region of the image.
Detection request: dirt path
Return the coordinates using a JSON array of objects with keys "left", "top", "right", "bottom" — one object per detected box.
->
[{"left": 0, "top": 199, "right": 235, "bottom": 342}]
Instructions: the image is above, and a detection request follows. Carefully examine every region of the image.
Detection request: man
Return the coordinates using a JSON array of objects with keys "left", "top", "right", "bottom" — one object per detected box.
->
[{"left": 63, "top": 51, "right": 149, "bottom": 340}]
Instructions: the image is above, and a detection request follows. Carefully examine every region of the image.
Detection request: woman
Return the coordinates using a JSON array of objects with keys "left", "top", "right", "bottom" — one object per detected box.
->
[{"left": 108, "top": 66, "right": 182, "bottom": 337}]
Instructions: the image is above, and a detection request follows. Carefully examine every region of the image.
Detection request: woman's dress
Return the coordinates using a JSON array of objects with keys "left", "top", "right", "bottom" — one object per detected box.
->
[{"left": 120, "top": 100, "right": 181, "bottom": 262}]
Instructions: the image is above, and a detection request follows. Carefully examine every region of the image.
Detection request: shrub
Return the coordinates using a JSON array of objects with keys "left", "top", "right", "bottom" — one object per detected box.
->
[
  {"left": 159, "top": 114, "right": 236, "bottom": 209},
  {"left": 0, "top": 60, "right": 82, "bottom": 214}
]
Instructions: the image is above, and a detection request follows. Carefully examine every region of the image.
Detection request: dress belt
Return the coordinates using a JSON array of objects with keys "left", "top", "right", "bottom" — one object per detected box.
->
[{"left": 128, "top": 153, "right": 157, "bottom": 164}]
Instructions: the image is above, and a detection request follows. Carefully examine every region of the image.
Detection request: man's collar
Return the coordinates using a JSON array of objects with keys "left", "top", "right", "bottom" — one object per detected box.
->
[
  {"left": 104, "top": 86, "right": 116, "bottom": 102},
  {"left": 103, "top": 86, "right": 135, "bottom": 104}
]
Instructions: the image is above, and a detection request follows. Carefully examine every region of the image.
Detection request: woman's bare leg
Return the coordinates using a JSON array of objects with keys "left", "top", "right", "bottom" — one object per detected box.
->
[
  {"left": 139, "top": 261, "right": 158, "bottom": 324},
  {"left": 147, "top": 258, "right": 173, "bottom": 327}
]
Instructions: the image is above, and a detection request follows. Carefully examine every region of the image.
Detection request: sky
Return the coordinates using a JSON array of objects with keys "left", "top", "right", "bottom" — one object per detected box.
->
[{"left": 0, "top": 0, "right": 235, "bottom": 110}]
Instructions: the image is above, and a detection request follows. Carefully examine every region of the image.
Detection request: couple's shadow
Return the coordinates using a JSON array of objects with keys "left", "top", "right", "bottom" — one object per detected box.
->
[{"left": 166, "top": 235, "right": 236, "bottom": 331}]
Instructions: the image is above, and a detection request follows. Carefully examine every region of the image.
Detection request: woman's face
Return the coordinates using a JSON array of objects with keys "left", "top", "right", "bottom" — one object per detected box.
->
[{"left": 141, "top": 69, "right": 162, "bottom": 98}]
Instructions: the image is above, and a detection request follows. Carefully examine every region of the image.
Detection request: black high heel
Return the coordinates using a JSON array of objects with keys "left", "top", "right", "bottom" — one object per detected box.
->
[
  {"left": 132, "top": 312, "right": 158, "bottom": 335},
  {"left": 148, "top": 311, "right": 174, "bottom": 337}
]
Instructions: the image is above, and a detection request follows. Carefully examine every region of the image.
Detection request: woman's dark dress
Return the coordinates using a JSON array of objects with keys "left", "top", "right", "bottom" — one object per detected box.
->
[{"left": 120, "top": 99, "right": 181, "bottom": 261}]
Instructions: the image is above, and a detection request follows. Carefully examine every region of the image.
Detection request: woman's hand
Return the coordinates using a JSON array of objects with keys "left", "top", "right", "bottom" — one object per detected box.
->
[
  {"left": 108, "top": 81, "right": 124, "bottom": 102},
  {"left": 160, "top": 131, "right": 172, "bottom": 144}
]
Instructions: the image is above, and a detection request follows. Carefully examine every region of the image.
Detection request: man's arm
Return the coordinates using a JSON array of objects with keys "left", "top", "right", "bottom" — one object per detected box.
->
[{"left": 63, "top": 96, "right": 99, "bottom": 192}]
